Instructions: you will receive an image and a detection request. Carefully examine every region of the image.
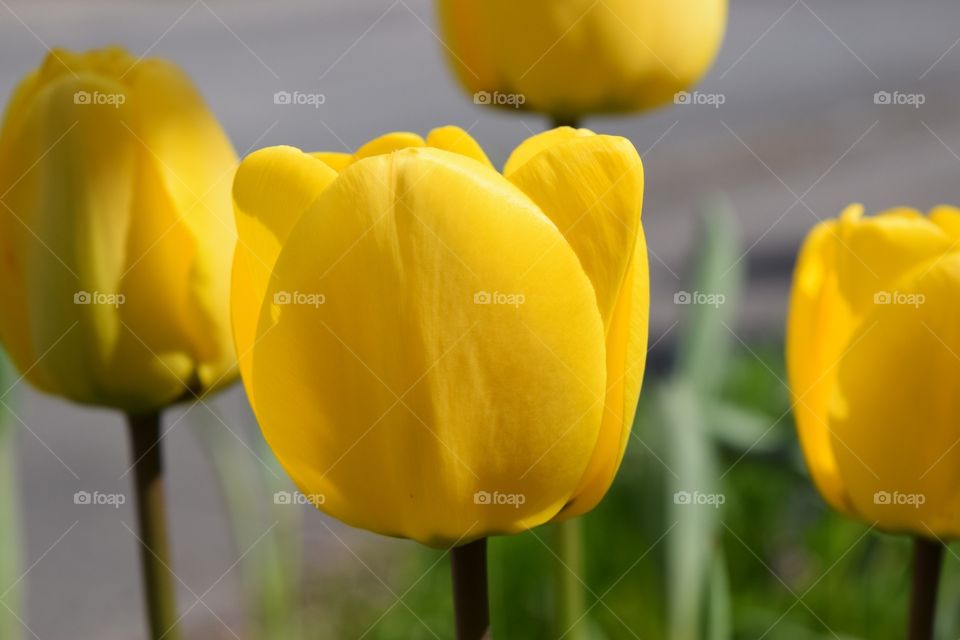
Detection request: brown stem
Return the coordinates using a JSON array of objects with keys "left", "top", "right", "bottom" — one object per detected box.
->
[
  {"left": 907, "top": 536, "right": 944, "bottom": 640},
  {"left": 451, "top": 538, "right": 491, "bottom": 639},
  {"left": 127, "top": 411, "right": 180, "bottom": 640}
]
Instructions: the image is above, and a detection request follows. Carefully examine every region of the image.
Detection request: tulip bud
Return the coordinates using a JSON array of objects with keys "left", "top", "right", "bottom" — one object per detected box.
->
[
  {"left": 437, "top": 0, "right": 727, "bottom": 119},
  {"left": 0, "top": 47, "right": 238, "bottom": 412},
  {"left": 232, "top": 126, "right": 648, "bottom": 546},
  {"left": 788, "top": 204, "right": 960, "bottom": 536}
]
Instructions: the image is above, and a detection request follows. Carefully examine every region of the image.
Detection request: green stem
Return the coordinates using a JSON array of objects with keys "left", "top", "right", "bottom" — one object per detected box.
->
[
  {"left": 554, "top": 520, "right": 587, "bottom": 639},
  {"left": 127, "top": 411, "right": 180, "bottom": 640},
  {"left": 907, "top": 536, "right": 944, "bottom": 640},
  {"left": 451, "top": 538, "right": 491, "bottom": 639},
  {"left": 551, "top": 116, "right": 581, "bottom": 129},
  {"left": 0, "top": 407, "right": 22, "bottom": 640}
]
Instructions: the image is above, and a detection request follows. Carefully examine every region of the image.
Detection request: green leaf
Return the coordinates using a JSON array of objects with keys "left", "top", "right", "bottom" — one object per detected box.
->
[{"left": 674, "top": 195, "right": 743, "bottom": 396}]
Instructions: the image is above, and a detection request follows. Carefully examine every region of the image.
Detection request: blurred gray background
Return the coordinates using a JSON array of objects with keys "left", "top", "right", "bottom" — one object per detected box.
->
[{"left": 1, "top": 0, "right": 960, "bottom": 637}]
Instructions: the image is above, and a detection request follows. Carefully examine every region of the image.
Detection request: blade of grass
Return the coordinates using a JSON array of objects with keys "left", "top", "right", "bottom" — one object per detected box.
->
[{"left": 0, "top": 353, "right": 22, "bottom": 640}]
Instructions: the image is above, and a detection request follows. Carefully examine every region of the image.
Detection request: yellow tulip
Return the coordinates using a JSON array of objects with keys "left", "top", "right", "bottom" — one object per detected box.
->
[
  {"left": 232, "top": 126, "right": 649, "bottom": 547},
  {"left": 0, "top": 47, "right": 238, "bottom": 412},
  {"left": 437, "top": 0, "right": 727, "bottom": 119},
  {"left": 787, "top": 204, "right": 960, "bottom": 537}
]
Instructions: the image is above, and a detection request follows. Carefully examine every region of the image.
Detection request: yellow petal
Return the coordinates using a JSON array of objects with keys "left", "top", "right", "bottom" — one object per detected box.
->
[
  {"left": 426, "top": 126, "right": 494, "bottom": 168},
  {"left": 123, "top": 56, "right": 239, "bottom": 395},
  {"left": 787, "top": 205, "right": 955, "bottom": 515},
  {"left": 231, "top": 146, "right": 338, "bottom": 394},
  {"left": 437, "top": 0, "right": 727, "bottom": 117},
  {"left": 833, "top": 205, "right": 952, "bottom": 314},
  {"left": 353, "top": 131, "right": 425, "bottom": 161},
  {"left": 505, "top": 131, "right": 646, "bottom": 517},
  {"left": 828, "top": 253, "right": 960, "bottom": 537},
  {"left": 250, "top": 147, "right": 607, "bottom": 546},
  {"left": 503, "top": 126, "right": 594, "bottom": 176},
  {"left": 929, "top": 205, "right": 960, "bottom": 241},
  {"left": 786, "top": 219, "right": 856, "bottom": 513},
  {"left": 0, "top": 47, "right": 239, "bottom": 411},
  {"left": 309, "top": 151, "right": 353, "bottom": 173}
]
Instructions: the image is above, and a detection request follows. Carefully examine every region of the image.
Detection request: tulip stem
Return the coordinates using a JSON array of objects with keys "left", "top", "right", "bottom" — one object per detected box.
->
[
  {"left": 552, "top": 116, "right": 580, "bottom": 129},
  {"left": 554, "top": 520, "right": 587, "bottom": 639},
  {"left": 127, "top": 411, "right": 180, "bottom": 640},
  {"left": 451, "top": 538, "right": 491, "bottom": 639},
  {"left": 907, "top": 536, "right": 944, "bottom": 640}
]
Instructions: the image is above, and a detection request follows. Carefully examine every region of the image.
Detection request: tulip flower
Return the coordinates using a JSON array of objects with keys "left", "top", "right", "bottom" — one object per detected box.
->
[
  {"left": 0, "top": 46, "right": 238, "bottom": 640},
  {"left": 232, "top": 125, "right": 648, "bottom": 637},
  {"left": 787, "top": 204, "right": 960, "bottom": 640},
  {"left": 436, "top": 0, "right": 727, "bottom": 122}
]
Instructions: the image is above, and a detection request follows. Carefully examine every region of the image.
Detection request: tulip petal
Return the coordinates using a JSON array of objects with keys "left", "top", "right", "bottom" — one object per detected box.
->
[
  {"left": 353, "top": 131, "right": 425, "bottom": 161},
  {"left": 310, "top": 152, "right": 353, "bottom": 173},
  {"left": 231, "top": 146, "right": 338, "bottom": 392},
  {"left": 425, "top": 126, "right": 494, "bottom": 168},
  {"left": 930, "top": 205, "right": 960, "bottom": 241},
  {"left": 2, "top": 74, "right": 199, "bottom": 408},
  {"left": 438, "top": 0, "right": 727, "bottom": 117},
  {"left": 251, "top": 147, "right": 607, "bottom": 546},
  {"left": 828, "top": 252, "right": 960, "bottom": 537},
  {"left": 786, "top": 219, "right": 856, "bottom": 513},
  {"left": 787, "top": 206, "right": 955, "bottom": 514},
  {"left": 124, "top": 58, "right": 240, "bottom": 393},
  {"left": 506, "top": 131, "right": 646, "bottom": 517},
  {"left": 503, "top": 126, "right": 593, "bottom": 176},
  {"left": 833, "top": 205, "right": 952, "bottom": 315}
]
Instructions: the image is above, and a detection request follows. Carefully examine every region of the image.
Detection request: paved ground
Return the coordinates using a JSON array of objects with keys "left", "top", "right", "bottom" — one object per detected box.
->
[{"left": 2, "top": 0, "right": 960, "bottom": 637}]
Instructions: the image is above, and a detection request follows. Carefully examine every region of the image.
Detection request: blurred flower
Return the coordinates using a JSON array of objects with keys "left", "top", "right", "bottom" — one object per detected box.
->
[
  {"left": 232, "top": 126, "right": 648, "bottom": 546},
  {"left": 0, "top": 46, "right": 238, "bottom": 412},
  {"left": 787, "top": 204, "right": 960, "bottom": 536},
  {"left": 436, "top": 0, "right": 727, "bottom": 120}
]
